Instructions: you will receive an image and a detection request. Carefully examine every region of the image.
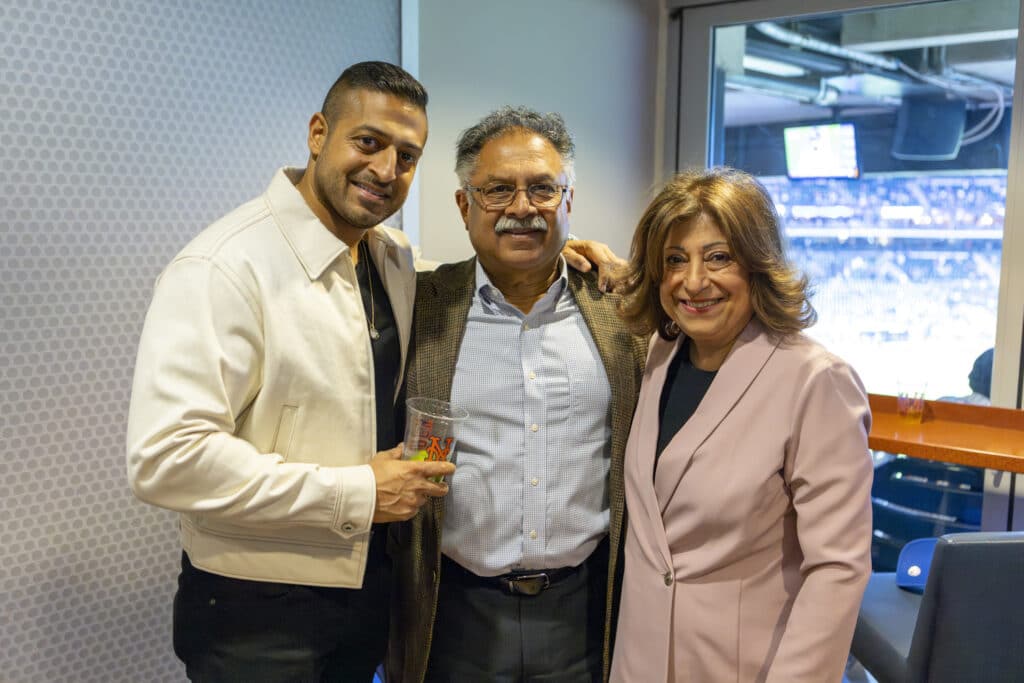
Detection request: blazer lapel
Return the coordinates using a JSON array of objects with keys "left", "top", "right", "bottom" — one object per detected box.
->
[
  {"left": 568, "top": 269, "right": 640, "bottom": 564},
  {"left": 627, "top": 336, "right": 678, "bottom": 569},
  {"left": 654, "top": 319, "right": 778, "bottom": 510},
  {"left": 409, "top": 258, "right": 476, "bottom": 541},
  {"left": 409, "top": 258, "right": 476, "bottom": 402},
  {"left": 568, "top": 269, "right": 638, "bottom": 450}
]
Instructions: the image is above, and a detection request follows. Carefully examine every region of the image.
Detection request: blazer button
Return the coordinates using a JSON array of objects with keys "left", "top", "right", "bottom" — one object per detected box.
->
[{"left": 663, "top": 572, "right": 672, "bottom": 586}]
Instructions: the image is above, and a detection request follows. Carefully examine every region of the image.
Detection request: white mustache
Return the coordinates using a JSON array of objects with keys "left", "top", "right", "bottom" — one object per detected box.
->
[{"left": 494, "top": 216, "right": 547, "bottom": 233}]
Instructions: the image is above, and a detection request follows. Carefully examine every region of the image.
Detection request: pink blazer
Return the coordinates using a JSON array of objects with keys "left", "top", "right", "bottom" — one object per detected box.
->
[{"left": 610, "top": 320, "right": 872, "bottom": 683}]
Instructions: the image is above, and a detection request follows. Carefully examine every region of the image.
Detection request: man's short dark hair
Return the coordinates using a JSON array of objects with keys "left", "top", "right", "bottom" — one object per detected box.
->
[
  {"left": 321, "top": 61, "right": 428, "bottom": 124},
  {"left": 455, "top": 105, "right": 576, "bottom": 185}
]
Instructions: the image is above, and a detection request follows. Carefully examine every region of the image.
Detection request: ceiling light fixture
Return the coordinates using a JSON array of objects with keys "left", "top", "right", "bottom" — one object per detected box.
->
[{"left": 743, "top": 54, "right": 808, "bottom": 78}]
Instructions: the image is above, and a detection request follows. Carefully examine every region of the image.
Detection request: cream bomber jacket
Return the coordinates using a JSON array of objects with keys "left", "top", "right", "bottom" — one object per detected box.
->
[{"left": 126, "top": 169, "right": 416, "bottom": 587}]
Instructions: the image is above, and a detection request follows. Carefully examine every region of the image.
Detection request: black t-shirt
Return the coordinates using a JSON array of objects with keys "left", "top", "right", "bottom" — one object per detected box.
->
[
  {"left": 656, "top": 338, "right": 718, "bottom": 461},
  {"left": 354, "top": 247, "right": 401, "bottom": 453}
]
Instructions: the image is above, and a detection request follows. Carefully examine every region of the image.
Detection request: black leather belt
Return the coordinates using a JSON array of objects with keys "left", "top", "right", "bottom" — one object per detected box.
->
[{"left": 441, "top": 555, "right": 579, "bottom": 596}]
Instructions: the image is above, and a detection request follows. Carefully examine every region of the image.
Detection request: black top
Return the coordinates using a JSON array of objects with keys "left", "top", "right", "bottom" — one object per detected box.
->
[
  {"left": 355, "top": 244, "right": 401, "bottom": 452},
  {"left": 657, "top": 338, "right": 718, "bottom": 460}
]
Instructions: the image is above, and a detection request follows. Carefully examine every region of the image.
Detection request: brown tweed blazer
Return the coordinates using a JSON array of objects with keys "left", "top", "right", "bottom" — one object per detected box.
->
[{"left": 386, "top": 257, "right": 646, "bottom": 683}]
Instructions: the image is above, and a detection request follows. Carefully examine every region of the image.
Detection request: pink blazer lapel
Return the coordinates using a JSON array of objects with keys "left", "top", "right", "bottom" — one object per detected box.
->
[
  {"left": 625, "top": 335, "right": 678, "bottom": 570},
  {"left": 653, "top": 319, "right": 779, "bottom": 510}
]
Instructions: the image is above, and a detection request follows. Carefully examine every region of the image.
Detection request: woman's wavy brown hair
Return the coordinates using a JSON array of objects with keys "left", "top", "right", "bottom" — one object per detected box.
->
[{"left": 619, "top": 167, "right": 816, "bottom": 340}]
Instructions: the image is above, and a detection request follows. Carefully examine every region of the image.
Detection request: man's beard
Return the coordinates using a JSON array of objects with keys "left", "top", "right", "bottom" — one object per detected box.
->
[{"left": 317, "top": 168, "right": 398, "bottom": 229}]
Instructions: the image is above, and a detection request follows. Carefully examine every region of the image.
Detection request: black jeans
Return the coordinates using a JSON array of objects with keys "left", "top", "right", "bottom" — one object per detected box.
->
[{"left": 173, "top": 529, "right": 390, "bottom": 683}]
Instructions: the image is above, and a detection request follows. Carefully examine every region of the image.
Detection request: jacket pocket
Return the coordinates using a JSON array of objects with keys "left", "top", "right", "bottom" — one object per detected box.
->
[{"left": 272, "top": 404, "right": 299, "bottom": 461}]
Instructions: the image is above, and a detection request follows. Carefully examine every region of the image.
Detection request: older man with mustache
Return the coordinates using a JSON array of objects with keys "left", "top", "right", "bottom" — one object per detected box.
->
[{"left": 387, "top": 106, "right": 646, "bottom": 683}]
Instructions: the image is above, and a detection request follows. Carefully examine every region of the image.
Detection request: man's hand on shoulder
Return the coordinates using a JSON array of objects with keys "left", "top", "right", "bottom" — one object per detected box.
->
[
  {"left": 562, "top": 239, "right": 627, "bottom": 293},
  {"left": 369, "top": 445, "right": 455, "bottom": 522}
]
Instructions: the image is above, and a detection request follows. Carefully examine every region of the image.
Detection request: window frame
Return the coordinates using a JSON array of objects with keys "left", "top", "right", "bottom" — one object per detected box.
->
[{"left": 662, "top": 0, "right": 1024, "bottom": 527}]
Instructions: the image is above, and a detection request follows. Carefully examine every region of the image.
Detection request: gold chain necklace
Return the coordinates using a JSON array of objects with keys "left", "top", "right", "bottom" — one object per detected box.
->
[{"left": 359, "top": 239, "right": 381, "bottom": 341}]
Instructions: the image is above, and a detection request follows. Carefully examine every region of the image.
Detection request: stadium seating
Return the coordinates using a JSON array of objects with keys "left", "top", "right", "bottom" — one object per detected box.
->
[{"left": 869, "top": 455, "right": 983, "bottom": 571}]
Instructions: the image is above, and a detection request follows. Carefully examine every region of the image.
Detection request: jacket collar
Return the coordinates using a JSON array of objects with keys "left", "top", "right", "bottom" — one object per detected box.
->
[
  {"left": 266, "top": 167, "right": 399, "bottom": 281},
  {"left": 651, "top": 318, "right": 779, "bottom": 505}
]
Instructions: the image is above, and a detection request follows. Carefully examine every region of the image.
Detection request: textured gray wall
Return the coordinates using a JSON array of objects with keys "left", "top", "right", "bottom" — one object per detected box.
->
[{"left": 0, "top": 1, "right": 399, "bottom": 680}]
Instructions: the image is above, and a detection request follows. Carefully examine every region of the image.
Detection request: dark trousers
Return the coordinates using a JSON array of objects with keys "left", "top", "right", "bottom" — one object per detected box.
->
[
  {"left": 425, "top": 541, "right": 608, "bottom": 683},
  {"left": 173, "top": 528, "right": 390, "bottom": 683}
]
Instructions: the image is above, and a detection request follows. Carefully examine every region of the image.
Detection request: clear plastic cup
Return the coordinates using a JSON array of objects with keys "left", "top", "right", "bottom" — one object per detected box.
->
[
  {"left": 403, "top": 397, "right": 469, "bottom": 481},
  {"left": 897, "top": 383, "right": 927, "bottom": 423}
]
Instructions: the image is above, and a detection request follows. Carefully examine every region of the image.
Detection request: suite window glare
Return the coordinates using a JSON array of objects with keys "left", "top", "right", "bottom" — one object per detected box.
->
[{"left": 742, "top": 54, "right": 807, "bottom": 78}]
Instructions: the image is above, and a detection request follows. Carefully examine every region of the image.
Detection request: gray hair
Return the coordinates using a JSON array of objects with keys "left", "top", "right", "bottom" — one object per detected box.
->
[{"left": 455, "top": 105, "right": 576, "bottom": 187}]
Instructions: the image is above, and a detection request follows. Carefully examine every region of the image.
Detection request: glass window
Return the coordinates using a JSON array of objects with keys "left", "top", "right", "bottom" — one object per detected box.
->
[
  {"left": 696, "top": 0, "right": 1020, "bottom": 566},
  {"left": 709, "top": 4, "right": 1015, "bottom": 400}
]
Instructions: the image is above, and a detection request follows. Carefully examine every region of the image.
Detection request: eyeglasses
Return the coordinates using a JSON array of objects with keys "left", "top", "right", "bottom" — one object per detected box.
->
[{"left": 465, "top": 182, "right": 569, "bottom": 210}]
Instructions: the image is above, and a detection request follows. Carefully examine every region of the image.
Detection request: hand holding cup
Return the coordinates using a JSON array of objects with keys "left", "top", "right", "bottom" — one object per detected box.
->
[{"left": 370, "top": 445, "right": 455, "bottom": 523}]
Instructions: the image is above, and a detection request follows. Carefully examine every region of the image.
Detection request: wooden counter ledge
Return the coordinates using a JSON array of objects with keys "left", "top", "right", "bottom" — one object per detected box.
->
[{"left": 868, "top": 394, "right": 1024, "bottom": 473}]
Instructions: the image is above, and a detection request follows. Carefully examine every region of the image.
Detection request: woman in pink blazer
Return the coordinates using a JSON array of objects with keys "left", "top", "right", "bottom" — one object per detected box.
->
[{"left": 611, "top": 168, "right": 873, "bottom": 682}]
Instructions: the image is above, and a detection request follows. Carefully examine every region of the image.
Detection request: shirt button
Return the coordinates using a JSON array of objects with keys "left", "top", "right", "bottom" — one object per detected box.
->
[
  {"left": 530, "top": 530, "right": 538, "bottom": 540},
  {"left": 341, "top": 522, "right": 355, "bottom": 533},
  {"left": 523, "top": 322, "right": 530, "bottom": 330},
  {"left": 663, "top": 572, "right": 672, "bottom": 586},
  {"left": 530, "top": 424, "right": 539, "bottom": 432},
  {"left": 528, "top": 371, "right": 536, "bottom": 380},
  {"left": 531, "top": 477, "right": 539, "bottom": 487}
]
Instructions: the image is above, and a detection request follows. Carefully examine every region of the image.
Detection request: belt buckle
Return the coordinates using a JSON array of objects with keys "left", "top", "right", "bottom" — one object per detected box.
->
[{"left": 505, "top": 572, "right": 550, "bottom": 596}]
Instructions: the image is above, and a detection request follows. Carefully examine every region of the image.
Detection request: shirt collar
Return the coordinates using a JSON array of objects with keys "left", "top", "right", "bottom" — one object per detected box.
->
[
  {"left": 474, "top": 256, "right": 569, "bottom": 308},
  {"left": 266, "top": 168, "right": 399, "bottom": 280}
]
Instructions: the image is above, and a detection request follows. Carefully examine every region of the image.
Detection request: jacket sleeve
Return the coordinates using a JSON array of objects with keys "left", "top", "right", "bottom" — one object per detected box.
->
[
  {"left": 125, "top": 255, "right": 376, "bottom": 538},
  {"left": 767, "top": 357, "right": 873, "bottom": 682}
]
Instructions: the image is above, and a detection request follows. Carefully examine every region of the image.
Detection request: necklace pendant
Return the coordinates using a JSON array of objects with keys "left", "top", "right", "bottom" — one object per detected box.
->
[{"left": 369, "top": 326, "right": 381, "bottom": 341}]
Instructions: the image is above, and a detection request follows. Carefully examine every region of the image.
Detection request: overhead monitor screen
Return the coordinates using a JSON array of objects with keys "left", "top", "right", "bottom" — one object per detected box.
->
[{"left": 783, "top": 123, "right": 860, "bottom": 179}]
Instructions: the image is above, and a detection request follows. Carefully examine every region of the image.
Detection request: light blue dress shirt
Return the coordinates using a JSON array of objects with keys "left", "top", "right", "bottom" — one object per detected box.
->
[{"left": 443, "top": 259, "right": 612, "bottom": 576}]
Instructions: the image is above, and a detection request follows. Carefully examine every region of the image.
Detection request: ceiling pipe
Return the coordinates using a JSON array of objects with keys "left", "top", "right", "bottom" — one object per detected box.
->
[
  {"left": 747, "top": 21, "right": 1007, "bottom": 146},
  {"left": 726, "top": 72, "right": 840, "bottom": 106},
  {"left": 746, "top": 37, "right": 848, "bottom": 74},
  {"left": 754, "top": 21, "right": 902, "bottom": 72}
]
